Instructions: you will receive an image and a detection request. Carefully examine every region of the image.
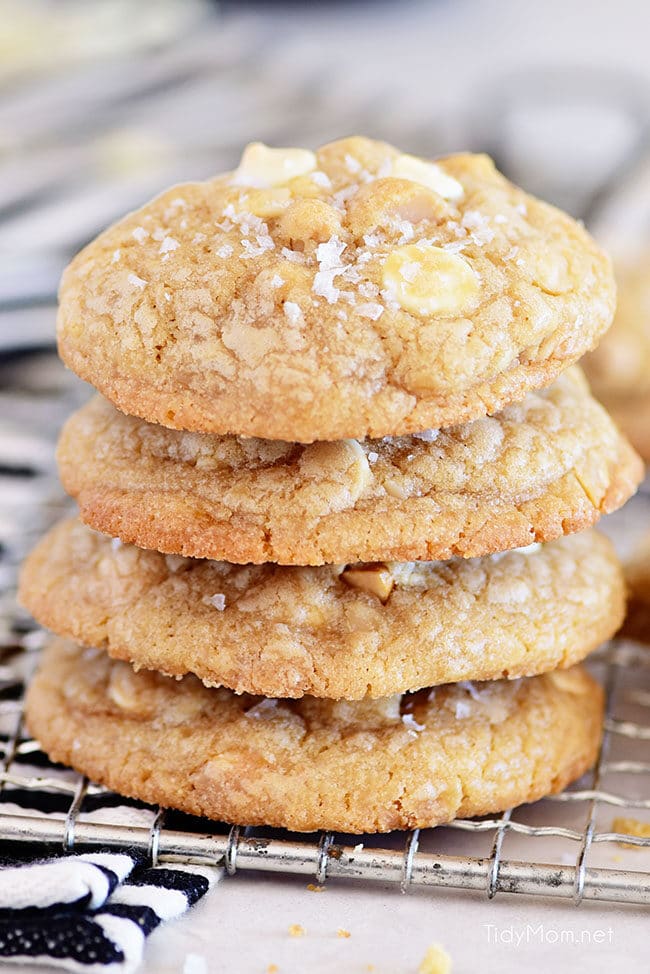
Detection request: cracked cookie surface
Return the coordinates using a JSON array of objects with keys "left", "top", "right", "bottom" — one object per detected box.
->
[
  {"left": 57, "top": 137, "right": 615, "bottom": 442},
  {"left": 26, "top": 640, "right": 603, "bottom": 833},
  {"left": 57, "top": 369, "right": 643, "bottom": 565},
  {"left": 20, "top": 519, "right": 624, "bottom": 699}
]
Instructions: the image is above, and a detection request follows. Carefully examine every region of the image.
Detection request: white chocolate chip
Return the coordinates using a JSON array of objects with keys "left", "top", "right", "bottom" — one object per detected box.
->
[
  {"left": 530, "top": 251, "right": 572, "bottom": 295},
  {"left": 341, "top": 439, "right": 373, "bottom": 499},
  {"left": 341, "top": 563, "right": 394, "bottom": 602},
  {"left": 240, "top": 187, "right": 292, "bottom": 218},
  {"left": 231, "top": 142, "right": 317, "bottom": 188},
  {"left": 382, "top": 243, "right": 479, "bottom": 317},
  {"left": 391, "top": 153, "right": 463, "bottom": 200},
  {"left": 107, "top": 665, "right": 142, "bottom": 712}
]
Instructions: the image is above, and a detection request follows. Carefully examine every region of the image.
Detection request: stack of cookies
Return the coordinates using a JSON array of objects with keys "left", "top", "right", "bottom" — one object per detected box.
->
[{"left": 20, "top": 137, "right": 644, "bottom": 833}]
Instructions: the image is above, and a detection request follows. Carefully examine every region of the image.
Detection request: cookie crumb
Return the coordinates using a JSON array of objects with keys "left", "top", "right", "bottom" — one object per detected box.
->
[
  {"left": 267, "top": 966, "right": 279, "bottom": 973},
  {"left": 306, "top": 883, "right": 324, "bottom": 892},
  {"left": 337, "top": 928, "right": 351, "bottom": 939},
  {"left": 418, "top": 943, "right": 451, "bottom": 974},
  {"left": 612, "top": 816, "right": 650, "bottom": 848},
  {"left": 288, "top": 924, "right": 305, "bottom": 938}
]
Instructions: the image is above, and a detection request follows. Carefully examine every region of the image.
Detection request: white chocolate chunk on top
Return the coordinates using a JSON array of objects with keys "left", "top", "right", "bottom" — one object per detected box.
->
[
  {"left": 231, "top": 142, "right": 317, "bottom": 188},
  {"left": 382, "top": 243, "right": 480, "bottom": 316},
  {"left": 390, "top": 153, "right": 464, "bottom": 200}
]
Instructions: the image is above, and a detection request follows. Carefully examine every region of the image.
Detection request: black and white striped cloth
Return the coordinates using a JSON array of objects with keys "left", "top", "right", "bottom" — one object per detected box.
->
[{"left": 0, "top": 852, "right": 222, "bottom": 972}]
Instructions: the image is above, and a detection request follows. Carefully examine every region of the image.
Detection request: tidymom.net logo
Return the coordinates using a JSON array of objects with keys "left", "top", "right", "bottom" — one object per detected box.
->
[{"left": 484, "top": 923, "right": 614, "bottom": 947}]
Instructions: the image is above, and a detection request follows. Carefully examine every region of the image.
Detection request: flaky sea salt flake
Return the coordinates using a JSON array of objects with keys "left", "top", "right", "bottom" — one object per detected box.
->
[
  {"left": 363, "top": 232, "right": 382, "bottom": 248},
  {"left": 358, "top": 281, "right": 379, "bottom": 298},
  {"left": 316, "top": 236, "right": 346, "bottom": 269},
  {"left": 283, "top": 302, "right": 303, "bottom": 324},
  {"left": 313, "top": 270, "right": 340, "bottom": 304},
  {"left": 159, "top": 236, "right": 179, "bottom": 254},
  {"left": 357, "top": 302, "right": 384, "bottom": 320},
  {"left": 413, "top": 428, "right": 439, "bottom": 442}
]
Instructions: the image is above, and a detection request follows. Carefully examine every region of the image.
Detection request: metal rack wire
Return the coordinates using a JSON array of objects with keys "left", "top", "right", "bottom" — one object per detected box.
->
[{"left": 2, "top": 349, "right": 650, "bottom": 907}]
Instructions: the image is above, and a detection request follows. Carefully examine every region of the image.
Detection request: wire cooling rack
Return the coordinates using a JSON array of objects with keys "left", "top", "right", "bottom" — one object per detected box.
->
[{"left": 2, "top": 350, "right": 650, "bottom": 907}]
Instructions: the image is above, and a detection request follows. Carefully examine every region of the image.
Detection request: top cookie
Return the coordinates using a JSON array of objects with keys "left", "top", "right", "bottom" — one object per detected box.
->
[{"left": 57, "top": 136, "right": 615, "bottom": 442}]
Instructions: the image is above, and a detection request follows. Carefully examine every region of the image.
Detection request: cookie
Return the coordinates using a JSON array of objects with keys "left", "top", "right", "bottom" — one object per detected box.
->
[
  {"left": 26, "top": 640, "right": 604, "bottom": 833},
  {"left": 595, "top": 398, "right": 650, "bottom": 462},
  {"left": 57, "top": 137, "right": 615, "bottom": 442},
  {"left": 585, "top": 252, "right": 650, "bottom": 459},
  {"left": 622, "top": 533, "right": 650, "bottom": 641},
  {"left": 57, "top": 369, "right": 642, "bottom": 566},
  {"left": 20, "top": 519, "right": 624, "bottom": 699}
]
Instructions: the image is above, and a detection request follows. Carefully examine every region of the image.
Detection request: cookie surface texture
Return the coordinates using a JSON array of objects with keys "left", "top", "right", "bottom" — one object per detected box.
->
[
  {"left": 57, "top": 369, "right": 642, "bottom": 565},
  {"left": 19, "top": 519, "right": 624, "bottom": 699}
]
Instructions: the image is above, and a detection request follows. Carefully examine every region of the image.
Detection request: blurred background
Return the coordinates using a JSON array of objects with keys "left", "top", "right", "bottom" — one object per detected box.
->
[{"left": 1, "top": 0, "right": 650, "bottom": 537}]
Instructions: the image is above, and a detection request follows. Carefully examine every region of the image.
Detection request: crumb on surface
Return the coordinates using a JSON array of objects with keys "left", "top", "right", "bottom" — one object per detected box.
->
[
  {"left": 288, "top": 924, "right": 305, "bottom": 938},
  {"left": 306, "top": 883, "right": 324, "bottom": 892},
  {"left": 612, "top": 816, "right": 650, "bottom": 848},
  {"left": 267, "top": 966, "right": 279, "bottom": 973},
  {"left": 418, "top": 943, "right": 452, "bottom": 974},
  {"left": 337, "top": 928, "right": 351, "bottom": 939}
]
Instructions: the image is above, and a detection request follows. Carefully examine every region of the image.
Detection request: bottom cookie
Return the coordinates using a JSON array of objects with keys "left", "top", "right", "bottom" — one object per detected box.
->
[{"left": 26, "top": 640, "right": 604, "bottom": 834}]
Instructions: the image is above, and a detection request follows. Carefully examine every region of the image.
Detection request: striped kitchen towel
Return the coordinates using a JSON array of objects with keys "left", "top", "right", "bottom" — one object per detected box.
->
[{"left": 0, "top": 851, "right": 222, "bottom": 972}]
